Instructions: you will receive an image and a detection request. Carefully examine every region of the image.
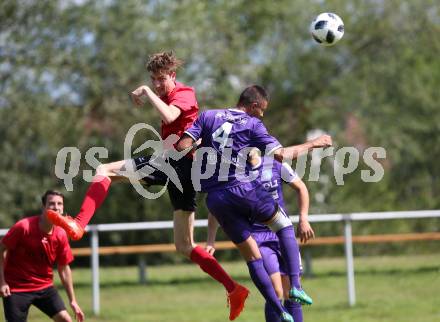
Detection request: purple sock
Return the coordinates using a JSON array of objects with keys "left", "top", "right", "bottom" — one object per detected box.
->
[
  {"left": 247, "top": 259, "right": 285, "bottom": 316},
  {"left": 265, "top": 301, "right": 282, "bottom": 322},
  {"left": 276, "top": 227, "right": 301, "bottom": 289},
  {"left": 284, "top": 299, "right": 303, "bottom": 322}
]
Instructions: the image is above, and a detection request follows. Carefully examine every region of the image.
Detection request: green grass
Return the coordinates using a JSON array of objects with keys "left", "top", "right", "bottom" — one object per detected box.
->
[{"left": 2, "top": 254, "right": 440, "bottom": 322}]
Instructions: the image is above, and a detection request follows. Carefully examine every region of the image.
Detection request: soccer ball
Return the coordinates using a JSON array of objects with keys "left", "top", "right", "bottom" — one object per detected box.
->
[{"left": 310, "top": 12, "right": 344, "bottom": 46}]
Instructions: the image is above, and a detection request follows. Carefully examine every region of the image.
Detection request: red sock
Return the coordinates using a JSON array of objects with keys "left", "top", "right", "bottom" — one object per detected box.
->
[
  {"left": 75, "top": 175, "right": 111, "bottom": 228},
  {"left": 190, "top": 245, "right": 236, "bottom": 293}
]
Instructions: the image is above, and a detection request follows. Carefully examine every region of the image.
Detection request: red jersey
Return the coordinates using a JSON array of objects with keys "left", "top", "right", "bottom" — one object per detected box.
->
[
  {"left": 160, "top": 81, "right": 199, "bottom": 140},
  {"left": 1, "top": 216, "right": 74, "bottom": 292}
]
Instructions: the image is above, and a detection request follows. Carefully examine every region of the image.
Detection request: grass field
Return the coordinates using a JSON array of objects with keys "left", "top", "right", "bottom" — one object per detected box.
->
[{"left": 2, "top": 254, "right": 439, "bottom": 322}]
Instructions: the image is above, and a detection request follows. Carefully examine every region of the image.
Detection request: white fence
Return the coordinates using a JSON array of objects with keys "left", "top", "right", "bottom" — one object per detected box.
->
[{"left": 1, "top": 210, "right": 440, "bottom": 315}]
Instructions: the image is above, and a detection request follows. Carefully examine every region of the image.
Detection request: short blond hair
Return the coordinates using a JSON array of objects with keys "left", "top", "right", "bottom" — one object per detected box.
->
[{"left": 146, "top": 51, "right": 183, "bottom": 74}]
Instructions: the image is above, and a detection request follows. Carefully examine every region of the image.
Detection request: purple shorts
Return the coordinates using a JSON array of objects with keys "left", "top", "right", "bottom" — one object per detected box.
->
[
  {"left": 254, "top": 230, "right": 303, "bottom": 275},
  {"left": 253, "top": 230, "right": 278, "bottom": 245},
  {"left": 259, "top": 240, "right": 303, "bottom": 276},
  {"left": 260, "top": 240, "right": 287, "bottom": 276},
  {"left": 206, "top": 182, "right": 277, "bottom": 244}
]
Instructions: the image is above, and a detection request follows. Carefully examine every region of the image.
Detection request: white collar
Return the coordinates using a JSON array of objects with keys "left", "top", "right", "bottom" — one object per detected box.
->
[{"left": 228, "top": 108, "right": 246, "bottom": 113}]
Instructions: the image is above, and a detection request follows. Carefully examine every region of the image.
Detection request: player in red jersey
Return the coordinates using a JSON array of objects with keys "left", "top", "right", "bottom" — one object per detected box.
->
[
  {"left": 48, "top": 52, "right": 248, "bottom": 320},
  {"left": 0, "top": 190, "right": 84, "bottom": 322}
]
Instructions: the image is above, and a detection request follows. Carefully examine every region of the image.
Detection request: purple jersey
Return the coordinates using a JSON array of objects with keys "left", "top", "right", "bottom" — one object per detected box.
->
[
  {"left": 252, "top": 157, "right": 298, "bottom": 238},
  {"left": 185, "top": 109, "right": 281, "bottom": 192}
]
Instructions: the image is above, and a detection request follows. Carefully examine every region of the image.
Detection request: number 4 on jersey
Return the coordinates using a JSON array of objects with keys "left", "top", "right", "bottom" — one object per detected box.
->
[{"left": 212, "top": 122, "right": 233, "bottom": 151}]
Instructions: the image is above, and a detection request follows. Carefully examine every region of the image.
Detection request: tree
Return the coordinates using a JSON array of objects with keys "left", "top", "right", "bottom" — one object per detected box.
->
[{"left": 1, "top": 0, "right": 438, "bottom": 256}]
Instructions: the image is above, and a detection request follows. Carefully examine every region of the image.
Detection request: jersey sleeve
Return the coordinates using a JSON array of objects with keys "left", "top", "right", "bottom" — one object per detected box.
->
[
  {"left": 1, "top": 221, "right": 25, "bottom": 250},
  {"left": 169, "top": 88, "right": 197, "bottom": 112},
  {"left": 252, "top": 120, "right": 282, "bottom": 155},
  {"left": 280, "top": 162, "right": 298, "bottom": 183},
  {"left": 184, "top": 111, "right": 205, "bottom": 141},
  {"left": 56, "top": 231, "right": 74, "bottom": 266}
]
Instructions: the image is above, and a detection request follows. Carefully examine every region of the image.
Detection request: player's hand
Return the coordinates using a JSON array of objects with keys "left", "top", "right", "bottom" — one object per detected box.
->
[
  {"left": 311, "top": 134, "right": 332, "bottom": 148},
  {"left": 297, "top": 219, "right": 315, "bottom": 244},
  {"left": 205, "top": 243, "right": 216, "bottom": 256},
  {"left": 130, "top": 85, "right": 149, "bottom": 106},
  {"left": 70, "top": 301, "right": 85, "bottom": 322},
  {"left": 0, "top": 283, "right": 11, "bottom": 297}
]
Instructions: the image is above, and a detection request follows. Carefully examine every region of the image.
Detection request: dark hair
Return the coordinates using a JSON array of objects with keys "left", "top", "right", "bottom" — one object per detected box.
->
[
  {"left": 146, "top": 51, "right": 183, "bottom": 74},
  {"left": 41, "top": 190, "right": 64, "bottom": 206},
  {"left": 237, "top": 85, "right": 269, "bottom": 108}
]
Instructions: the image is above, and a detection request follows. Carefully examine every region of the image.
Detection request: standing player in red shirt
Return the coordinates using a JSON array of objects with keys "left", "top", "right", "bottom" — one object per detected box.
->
[
  {"left": 0, "top": 190, "right": 84, "bottom": 322},
  {"left": 47, "top": 52, "right": 248, "bottom": 320}
]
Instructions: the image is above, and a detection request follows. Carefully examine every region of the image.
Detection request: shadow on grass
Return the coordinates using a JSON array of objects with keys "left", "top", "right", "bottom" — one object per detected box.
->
[
  {"left": 73, "top": 275, "right": 251, "bottom": 289},
  {"left": 71, "top": 265, "right": 439, "bottom": 289},
  {"left": 307, "top": 265, "right": 439, "bottom": 278},
  {"left": 311, "top": 302, "right": 369, "bottom": 312}
]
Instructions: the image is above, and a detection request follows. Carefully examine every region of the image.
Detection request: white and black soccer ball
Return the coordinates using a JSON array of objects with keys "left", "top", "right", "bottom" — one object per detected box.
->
[{"left": 310, "top": 12, "right": 344, "bottom": 46}]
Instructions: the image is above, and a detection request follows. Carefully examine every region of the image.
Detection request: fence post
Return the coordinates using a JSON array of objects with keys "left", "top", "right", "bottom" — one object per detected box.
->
[
  {"left": 138, "top": 255, "right": 147, "bottom": 284},
  {"left": 302, "top": 248, "right": 313, "bottom": 277},
  {"left": 344, "top": 217, "right": 356, "bottom": 306},
  {"left": 90, "top": 228, "right": 100, "bottom": 315}
]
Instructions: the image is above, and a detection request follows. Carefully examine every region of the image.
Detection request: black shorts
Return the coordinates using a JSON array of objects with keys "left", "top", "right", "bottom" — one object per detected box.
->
[
  {"left": 134, "top": 155, "right": 196, "bottom": 212},
  {"left": 2, "top": 286, "right": 66, "bottom": 322}
]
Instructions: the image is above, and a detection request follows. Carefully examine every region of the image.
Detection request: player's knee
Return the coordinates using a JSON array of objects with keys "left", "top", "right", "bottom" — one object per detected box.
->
[
  {"left": 265, "top": 208, "right": 292, "bottom": 233},
  {"left": 52, "top": 310, "right": 72, "bottom": 322},
  {"left": 174, "top": 240, "right": 193, "bottom": 257},
  {"left": 96, "top": 164, "right": 110, "bottom": 176}
]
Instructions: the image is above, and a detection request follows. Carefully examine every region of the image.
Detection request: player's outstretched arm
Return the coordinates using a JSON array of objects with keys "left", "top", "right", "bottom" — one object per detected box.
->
[
  {"left": 58, "top": 265, "right": 85, "bottom": 322},
  {"left": 130, "top": 85, "right": 181, "bottom": 124},
  {"left": 272, "top": 134, "right": 332, "bottom": 162},
  {"left": 289, "top": 178, "right": 315, "bottom": 244}
]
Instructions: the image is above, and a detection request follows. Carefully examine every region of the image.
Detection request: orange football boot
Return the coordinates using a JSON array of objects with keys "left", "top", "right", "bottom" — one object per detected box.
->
[
  {"left": 46, "top": 209, "right": 84, "bottom": 241},
  {"left": 227, "top": 283, "right": 249, "bottom": 320}
]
